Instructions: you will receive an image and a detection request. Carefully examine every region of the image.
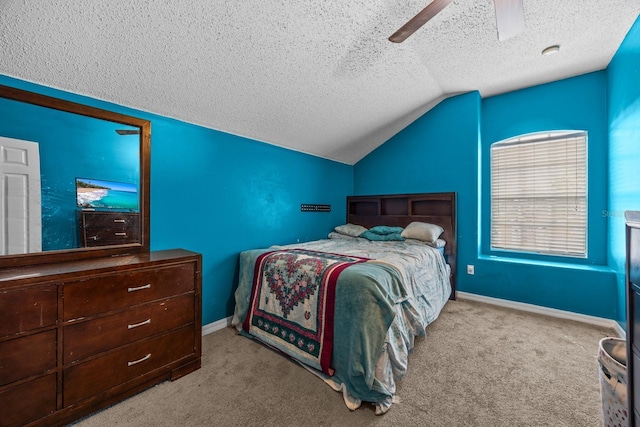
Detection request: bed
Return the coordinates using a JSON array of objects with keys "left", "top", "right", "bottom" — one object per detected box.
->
[{"left": 231, "top": 192, "right": 457, "bottom": 414}]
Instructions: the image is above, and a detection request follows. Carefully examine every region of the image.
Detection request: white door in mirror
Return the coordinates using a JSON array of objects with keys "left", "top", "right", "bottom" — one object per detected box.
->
[{"left": 0, "top": 136, "right": 42, "bottom": 254}]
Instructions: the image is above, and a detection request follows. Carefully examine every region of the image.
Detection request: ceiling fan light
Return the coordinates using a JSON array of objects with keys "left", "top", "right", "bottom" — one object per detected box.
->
[{"left": 542, "top": 45, "right": 560, "bottom": 56}]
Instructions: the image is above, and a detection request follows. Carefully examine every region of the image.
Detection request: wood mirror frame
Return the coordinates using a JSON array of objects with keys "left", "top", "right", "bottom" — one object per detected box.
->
[{"left": 0, "top": 84, "right": 150, "bottom": 268}]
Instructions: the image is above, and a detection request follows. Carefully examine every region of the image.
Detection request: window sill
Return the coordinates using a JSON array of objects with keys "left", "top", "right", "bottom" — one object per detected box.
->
[{"left": 477, "top": 254, "right": 614, "bottom": 273}]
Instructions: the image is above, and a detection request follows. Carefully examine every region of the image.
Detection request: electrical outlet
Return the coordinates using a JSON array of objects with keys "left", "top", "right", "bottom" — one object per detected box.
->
[{"left": 467, "top": 265, "right": 475, "bottom": 275}]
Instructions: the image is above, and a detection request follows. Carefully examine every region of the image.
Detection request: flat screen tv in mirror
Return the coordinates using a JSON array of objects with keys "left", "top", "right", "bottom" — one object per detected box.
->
[{"left": 76, "top": 178, "right": 139, "bottom": 211}]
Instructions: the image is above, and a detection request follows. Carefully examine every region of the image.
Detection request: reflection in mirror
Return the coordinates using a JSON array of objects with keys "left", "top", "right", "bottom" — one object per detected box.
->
[
  {"left": 1, "top": 96, "right": 140, "bottom": 252},
  {"left": 0, "top": 84, "right": 150, "bottom": 267}
]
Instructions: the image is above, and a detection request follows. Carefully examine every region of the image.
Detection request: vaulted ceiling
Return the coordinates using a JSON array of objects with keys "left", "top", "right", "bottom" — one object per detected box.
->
[{"left": 1, "top": 1, "right": 639, "bottom": 164}]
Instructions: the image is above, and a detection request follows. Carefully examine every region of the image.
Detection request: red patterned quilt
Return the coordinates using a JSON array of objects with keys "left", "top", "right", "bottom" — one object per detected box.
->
[{"left": 242, "top": 248, "right": 369, "bottom": 375}]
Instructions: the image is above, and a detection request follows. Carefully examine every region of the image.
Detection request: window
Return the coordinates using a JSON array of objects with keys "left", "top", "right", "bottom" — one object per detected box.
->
[{"left": 490, "top": 131, "right": 587, "bottom": 257}]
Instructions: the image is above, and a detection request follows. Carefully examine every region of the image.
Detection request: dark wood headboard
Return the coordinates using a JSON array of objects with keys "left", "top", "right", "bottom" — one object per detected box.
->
[{"left": 347, "top": 192, "right": 457, "bottom": 298}]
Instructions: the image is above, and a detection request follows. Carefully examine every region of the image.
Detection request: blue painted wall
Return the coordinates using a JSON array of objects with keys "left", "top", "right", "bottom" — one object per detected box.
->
[
  {"left": 354, "top": 74, "right": 618, "bottom": 319},
  {"left": 0, "top": 75, "right": 353, "bottom": 325},
  {"left": 149, "top": 117, "right": 353, "bottom": 321},
  {"left": 478, "top": 72, "right": 615, "bottom": 318},
  {"left": 481, "top": 72, "right": 609, "bottom": 265},
  {"left": 607, "top": 15, "right": 640, "bottom": 324},
  {"left": 354, "top": 91, "right": 482, "bottom": 292}
]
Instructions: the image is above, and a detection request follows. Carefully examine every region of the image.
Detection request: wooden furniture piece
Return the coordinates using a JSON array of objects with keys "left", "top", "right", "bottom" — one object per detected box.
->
[
  {"left": 79, "top": 211, "right": 141, "bottom": 247},
  {"left": 0, "top": 84, "right": 203, "bottom": 426},
  {"left": 0, "top": 83, "right": 150, "bottom": 269},
  {"left": 0, "top": 249, "right": 202, "bottom": 427},
  {"left": 347, "top": 192, "right": 457, "bottom": 298},
  {"left": 627, "top": 211, "right": 640, "bottom": 426}
]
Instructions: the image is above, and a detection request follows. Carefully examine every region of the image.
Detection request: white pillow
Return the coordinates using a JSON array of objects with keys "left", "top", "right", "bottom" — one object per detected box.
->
[
  {"left": 401, "top": 221, "right": 444, "bottom": 244},
  {"left": 432, "top": 238, "right": 446, "bottom": 248},
  {"left": 405, "top": 238, "right": 446, "bottom": 248},
  {"left": 334, "top": 223, "right": 367, "bottom": 237}
]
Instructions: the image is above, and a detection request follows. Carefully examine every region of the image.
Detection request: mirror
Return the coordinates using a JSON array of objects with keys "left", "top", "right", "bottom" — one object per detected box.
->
[{"left": 0, "top": 84, "right": 150, "bottom": 268}]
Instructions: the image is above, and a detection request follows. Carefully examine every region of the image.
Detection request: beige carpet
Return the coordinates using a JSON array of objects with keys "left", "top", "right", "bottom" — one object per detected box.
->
[{"left": 72, "top": 299, "right": 616, "bottom": 427}]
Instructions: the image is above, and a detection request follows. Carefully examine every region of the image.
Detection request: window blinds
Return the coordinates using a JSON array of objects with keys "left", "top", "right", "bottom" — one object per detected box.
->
[{"left": 490, "top": 131, "right": 587, "bottom": 257}]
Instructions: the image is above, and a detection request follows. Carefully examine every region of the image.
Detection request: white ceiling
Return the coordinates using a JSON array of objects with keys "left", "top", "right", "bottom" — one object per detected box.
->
[{"left": 1, "top": 1, "right": 639, "bottom": 165}]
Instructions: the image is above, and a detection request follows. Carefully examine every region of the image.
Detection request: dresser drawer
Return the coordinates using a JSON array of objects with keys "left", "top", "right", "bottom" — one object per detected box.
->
[
  {"left": 64, "top": 294, "right": 195, "bottom": 363},
  {"left": 633, "top": 284, "right": 640, "bottom": 354},
  {"left": 79, "top": 211, "right": 140, "bottom": 247},
  {"left": 631, "top": 227, "right": 640, "bottom": 285},
  {"left": 635, "top": 350, "right": 640, "bottom": 415},
  {"left": 64, "top": 325, "right": 195, "bottom": 406},
  {"left": 63, "top": 263, "right": 195, "bottom": 320},
  {"left": 0, "top": 373, "right": 57, "bottom": 427},
  {"left": 83, "top": 227, "right": 140, "bottom": 246},
  {"left": 0, "top": 286, "right": 57, "bottom": 337},
  {"left": 82, "top": 212, "right": 139, "bottom": 229},
  {"left": 0, "top": 330, "right": 56, "bottom": 387}
]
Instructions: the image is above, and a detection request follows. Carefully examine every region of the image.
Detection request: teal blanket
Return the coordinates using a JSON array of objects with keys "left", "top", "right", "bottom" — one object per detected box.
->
[{"left": 330, "top": 262, "right": 408, "bottom": 401}]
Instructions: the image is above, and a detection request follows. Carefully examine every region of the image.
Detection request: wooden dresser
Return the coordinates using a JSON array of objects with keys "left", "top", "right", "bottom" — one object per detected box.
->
[
  {"left": 627, "top": 211, "right": 640, "bottom": 426},
  {"left": 79, "top": 211, "right": 141, "bottom": 247},
  {"left": 0, "top": 249, "right": 202, "bottom": 427}
]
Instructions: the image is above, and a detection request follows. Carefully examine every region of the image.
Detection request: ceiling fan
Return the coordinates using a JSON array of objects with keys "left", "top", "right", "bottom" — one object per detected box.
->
[{"left": 389, "top": 0, "right": 525, "bottom": 43}]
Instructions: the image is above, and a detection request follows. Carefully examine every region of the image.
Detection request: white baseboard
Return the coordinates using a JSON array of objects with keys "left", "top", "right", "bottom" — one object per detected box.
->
[
  {"left": 456, "top": 291, "right": 626, "bottom": 339},
  {"left": 203, "top": 295, "right": 627, "bottom": 339},
  {"left": 202, "top": 316, "right": 233, "bottom": 336}
]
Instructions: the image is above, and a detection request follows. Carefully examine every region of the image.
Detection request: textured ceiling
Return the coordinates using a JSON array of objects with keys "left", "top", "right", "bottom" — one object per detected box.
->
[{"left": 1, "top": 1, "right": 639, "bottom": 164}]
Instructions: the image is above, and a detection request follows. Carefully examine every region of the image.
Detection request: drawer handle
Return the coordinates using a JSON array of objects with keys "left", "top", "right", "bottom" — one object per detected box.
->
[
  {"left": 128, "top": 319, "right": 151, "bottom": 329},
  {"left": 127, "top": 284, "right": 151, "bottom": 292},
  {"left": 127, "top": 353, "right": 151, "bottom": 367},
  {"left": 113, "top": 219, "right": 126, "bottom": 223},
  {"left": 115, "top": 232, "right": 128, "bottom": 236}
]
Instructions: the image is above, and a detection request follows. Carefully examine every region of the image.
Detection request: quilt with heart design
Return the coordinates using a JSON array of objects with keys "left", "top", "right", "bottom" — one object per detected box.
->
[{"left": 242, "top": 248, "right": 368, "bottom": 375}]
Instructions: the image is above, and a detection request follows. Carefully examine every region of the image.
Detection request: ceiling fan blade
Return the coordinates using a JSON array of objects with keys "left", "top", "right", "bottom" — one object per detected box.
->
[
  {"left": 115, "top": 129, "right": 140, "bottom": 135},
  {"left": 389, "top": 0, "right": 453, "bottom": 43},
  {"left": 493, "top": 0, "right": 525, "bottom": 41}
]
